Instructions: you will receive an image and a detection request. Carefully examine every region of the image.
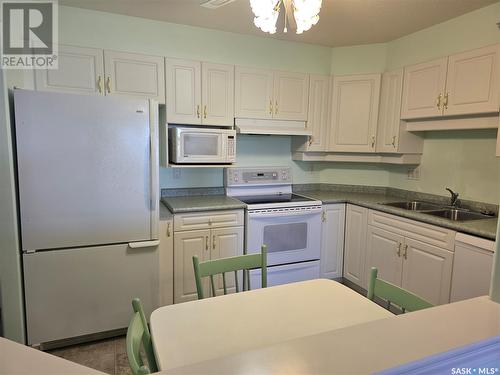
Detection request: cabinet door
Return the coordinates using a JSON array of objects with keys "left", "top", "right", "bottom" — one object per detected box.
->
[
  {"left": 401, "top": 57, "right": 448, "bottom": 119},
  {"left": 201, "top": 62, "right": 234, "bottom": 126},
  {"left": 343, "top": 205, "right": 368, "bottom": 288},
  {"left": 173, "top": 229, "right": 210, "bottom": 303},
  {"left": 166, "top": 58, "right": 202, "bottom": 125},
  {"left": 103, "top": 50, "right": 165, "bottom": 103},
  {"left": 365, "top": 226, "right": 404, "bottom": 287},
  {"left": 273, "top": 71, "right": 309, "bottom": 121},
  {"left": 211, "top": 226, "right": 244, "bottom": 296},
  {"left": 402, "top": 238, "right": 453, "bottom": 305},
  {"left": 35, "top": 45, "right": 104, "bottom": 95},
  {"left": 376, "top": 69, "right": 404, "bottom": 153},
  {"left": 306, "top": 75, "right": 330, "bottom": 151},
  {"left": 159, "top": 220, "right": 174, "bottom": 306},
  {"left": 445, "top": 44, "right": 499, "bottom": 116},
  {"left": 235, "top": 66, "right": 274, "bottom": 119},
  {"left": 320, "top": 204, "right": 346, "bottom": 279},
  {"left": 329, "top": 74, "right": 381, "bottom": 152}
]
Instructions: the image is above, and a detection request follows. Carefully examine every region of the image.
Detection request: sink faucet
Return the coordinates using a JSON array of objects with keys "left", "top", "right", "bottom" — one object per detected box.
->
[{"left": 446, "top": 187, "right": 460, "bottom": 207}]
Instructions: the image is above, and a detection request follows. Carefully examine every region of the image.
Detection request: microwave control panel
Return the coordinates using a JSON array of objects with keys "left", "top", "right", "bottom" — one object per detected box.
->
[{"left": 224, "top": 167, "right": 292, "bottom": 186}]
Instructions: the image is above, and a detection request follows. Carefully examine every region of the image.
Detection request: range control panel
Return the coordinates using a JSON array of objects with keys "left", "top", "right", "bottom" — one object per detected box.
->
[{"left": 225, "top": 167, "right": 292, "bottom": 186}]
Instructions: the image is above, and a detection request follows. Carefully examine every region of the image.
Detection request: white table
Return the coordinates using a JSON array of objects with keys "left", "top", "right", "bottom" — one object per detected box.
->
[
  {"left": 165, "top": 296, "right": 500, "bottom": 375},
  {"left": 0, "top": 337, "right": 105, "bottom": 374},
  {"left": 150, "top": 279, "right": 392, "bottom": 371}
]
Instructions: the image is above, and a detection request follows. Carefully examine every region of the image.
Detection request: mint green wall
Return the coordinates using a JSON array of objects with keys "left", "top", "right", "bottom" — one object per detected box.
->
[
  {"left": 387, "top": 130, "right": 500, "bottom": 203},
  {"left": 386, "top": 1, "right": 500, "bottom": 70},
  {"left": 0, "top": 71, "right": 25, "bottom": 343},
  {"left": 331, "top": 43, "right": 388, "bottom": 75},
  {"left": 59, "top": 6, "right": 332, "bottom": 74}
]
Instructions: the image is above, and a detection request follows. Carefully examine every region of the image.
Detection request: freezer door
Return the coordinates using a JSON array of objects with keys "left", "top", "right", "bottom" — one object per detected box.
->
[
  {"left": 23, "top": 244, "right": 159, "bottom": 345},
  {"left": 14, "top": 90, "right": 158, "bottom": 250}
]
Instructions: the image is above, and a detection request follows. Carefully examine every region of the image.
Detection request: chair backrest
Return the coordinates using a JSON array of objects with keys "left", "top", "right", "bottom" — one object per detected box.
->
[
  {"left": 126, "top": 298, "right": 159, "bottom": 375},
  {"left": 367, "top": 267, "right": 433, "bottom": 313},
  {"left": 192, "top": 245, "right": 267, "bottom": 299}
]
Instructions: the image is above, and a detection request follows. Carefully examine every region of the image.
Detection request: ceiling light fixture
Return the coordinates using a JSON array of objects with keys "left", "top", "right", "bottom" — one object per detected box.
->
[{"left": 249, "top": 0, "right": 322, "bottom": 35}]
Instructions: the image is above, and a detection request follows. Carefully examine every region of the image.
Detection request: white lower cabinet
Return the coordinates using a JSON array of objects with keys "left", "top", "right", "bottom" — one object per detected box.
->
[
  {"left": 401, "top": 238, "right": 453, "bottom": 305},
  {"left": 320, "top": 204, "right": 345, "bottom": 279},
  {"left": 343, "top": 204, "right": 369, "bottom": 288},
  {"left": 365, "top": 210, "right": 454, "bottom": 305},
  {"left": 173, "top": 210, "right": 244, "bottom": 304},
  {"left": 366, "top": 226, "right": 404, "bottom": 287}
]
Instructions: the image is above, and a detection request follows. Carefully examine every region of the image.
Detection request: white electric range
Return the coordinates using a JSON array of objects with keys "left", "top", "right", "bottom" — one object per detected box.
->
[{"left": 225, "top": 166, "right": 322, "bottom": 287}]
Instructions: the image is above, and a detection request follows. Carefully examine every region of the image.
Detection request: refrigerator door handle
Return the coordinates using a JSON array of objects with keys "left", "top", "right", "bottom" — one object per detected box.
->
[{"left": 128, "top": 240, "right": 160, "bottom": 249}]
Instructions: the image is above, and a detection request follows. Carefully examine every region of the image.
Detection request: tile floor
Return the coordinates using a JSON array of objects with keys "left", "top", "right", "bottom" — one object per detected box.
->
[{"left": 49, "top": 336, "right": 132, "bottom": 375}]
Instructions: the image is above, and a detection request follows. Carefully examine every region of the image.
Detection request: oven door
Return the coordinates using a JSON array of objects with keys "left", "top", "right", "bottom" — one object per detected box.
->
[
  {"left": 246, "top": 206, "right": 322, "bottom": 266},
  {"left": 178, "top": 130, "right": 227, "bottom": 163}
]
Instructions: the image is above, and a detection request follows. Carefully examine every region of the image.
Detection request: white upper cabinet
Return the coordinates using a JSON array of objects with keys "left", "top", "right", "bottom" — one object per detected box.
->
[
  {"left": 103, "top": 50, "right": 165, "bottom": 103},
  {"left": 235, "top": 66, "right": 309, "bottom": 121},
  {"left": 166, "top": 58, "right": 202, "bottom": 125},
  {"left": 35, "top": 45, "right": 104, "bottom": 95},
  {"left": 305, "top": 75, "right": 330, "bottom": 151},
  {"left": 201, "top": 63, "right": 234, "bottom": 126},
  {"left": 35, "top": 45, "right": 166, "bottom": 103},
  {"left": 401, "top": 57, "right": 448, "bottom": 120},
  {"left": 166, "top": 59, "right": 234, "bottom": 126},
  {"left": 401, "top": 44, "right": 499, "bottom": 120},
  {"left": 235, "top": 66, "right": 274, "bottom": 119},
  {"left": 329, "top": 74, "right": 381, "bottom": 152},
  {"left": 376, "top": 69, "right": 404, "bottom": 153},
  {"left": 445, "top": 44, "right": 499, "bottom": 116},
  {"left": 273, "top": 71, "right": 309, "bottom": 121}
]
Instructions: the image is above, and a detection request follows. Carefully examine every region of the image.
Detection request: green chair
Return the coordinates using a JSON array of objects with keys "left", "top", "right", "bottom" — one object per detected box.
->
[
  {"left": 192, "top": 245, "right": 267, "bottom": 299},
  {"left": 367, "top": 267, "right": 433, "bottom": 313},
  {"left": 126, "top": 298, "right": 159, "bottom": 375}
]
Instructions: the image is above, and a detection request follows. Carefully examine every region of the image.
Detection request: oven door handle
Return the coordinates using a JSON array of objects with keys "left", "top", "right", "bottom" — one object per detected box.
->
[{"left": 247, "top": 207, "right": 323, "bottom": 218}]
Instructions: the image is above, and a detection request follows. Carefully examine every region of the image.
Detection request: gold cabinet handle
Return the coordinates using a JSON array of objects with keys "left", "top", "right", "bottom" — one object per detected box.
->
[
  {"left": 371, "top": 136, "right": 376, "bottom": 148},
  {"left": 391, "top": 135, "right": 396, "bottom": 148},
  {"left": 308, "top": 136, "right": 313, "bottom": 146},
  {"left": 321, "top": 211, "right": 326, "bottom": 222},
  {"left": 105, "top": 76, "right": 111, "bottom": 94},
  {"left": 197, "top": 105, "right": 201, "bottom": 118},
  {"left": 436, "top": 93, "right": 442, "bottom": 110},
  {"left": 212, "top": 234, "right": 216, "bottom": 250},
  {"left": 269, "top": 100, "right": 273, "bottom": 115},
  {"left": 97, "top": 76, "right": 103, "bottom": 94},
  {"left": 396, "top": 242, "right": 402, "bottom": 257},
  {"left": 205, "top": 236, "right": 209, "bottom": 251},
  {"left": 443, "top": 92, "right": 449, "bottom": 110},
  {"left": 204, "top": 105, "right": 207, "bottom": 119},
  {"left": 166, "top": 222, "right": 171, "bottom": 237},
  {"left": 403, "top": 244, "right": 408, "bottom": 260},
  {"left": 275, "top": 100, "right": 278, "bottom": 115}
]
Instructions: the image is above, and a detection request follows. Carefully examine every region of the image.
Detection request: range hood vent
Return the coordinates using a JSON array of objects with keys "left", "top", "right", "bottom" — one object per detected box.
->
[{"left": 235, "top": 118, "right": 312, "bottom": 136}]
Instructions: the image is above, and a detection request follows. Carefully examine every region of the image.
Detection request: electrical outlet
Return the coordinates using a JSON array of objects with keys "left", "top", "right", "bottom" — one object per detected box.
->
[
  {"left": 407, "top": 166, "right": 420, "bottom": 181},
  {"left": 173, "top": 169, "right": 181, "bottom": 179}
]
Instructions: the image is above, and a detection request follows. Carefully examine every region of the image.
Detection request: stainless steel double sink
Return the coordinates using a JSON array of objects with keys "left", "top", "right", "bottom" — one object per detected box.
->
[{"left": 382, "top": 201, "right": 494, "bottom": 222}]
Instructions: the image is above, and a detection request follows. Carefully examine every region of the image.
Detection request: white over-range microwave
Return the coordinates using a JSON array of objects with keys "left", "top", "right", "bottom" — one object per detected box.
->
[{"left": 169, "top": 127, "right": 236, "bottom": 164}]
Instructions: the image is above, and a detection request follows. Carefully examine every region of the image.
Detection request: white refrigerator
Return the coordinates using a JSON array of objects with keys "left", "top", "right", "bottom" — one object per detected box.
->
[{"left": 13, "top": 89, "right": 160, "bottom": 346}]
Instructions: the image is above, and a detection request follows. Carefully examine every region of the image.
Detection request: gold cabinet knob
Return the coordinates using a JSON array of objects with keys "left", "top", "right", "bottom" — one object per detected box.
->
[
  {"left": 204, "top": 105, "right": 207, "bottom": 119},
  {"left": 197, "top": 105, "right": 201, "bottom": 118},
  {"left": 269, "top": 100, "right": 273, "bottom": 115},
  {"left": 371, "top": 136, "right": 376, "bottom": 148},
  {"left": 105, "top": 76, "right": 111, "bottom": 94},
  {"left": 391, "top": 135, "right": 396, "bottom": 148},
  {"left": 443, "top": 92, "right": 449, "bottom": 110}
]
